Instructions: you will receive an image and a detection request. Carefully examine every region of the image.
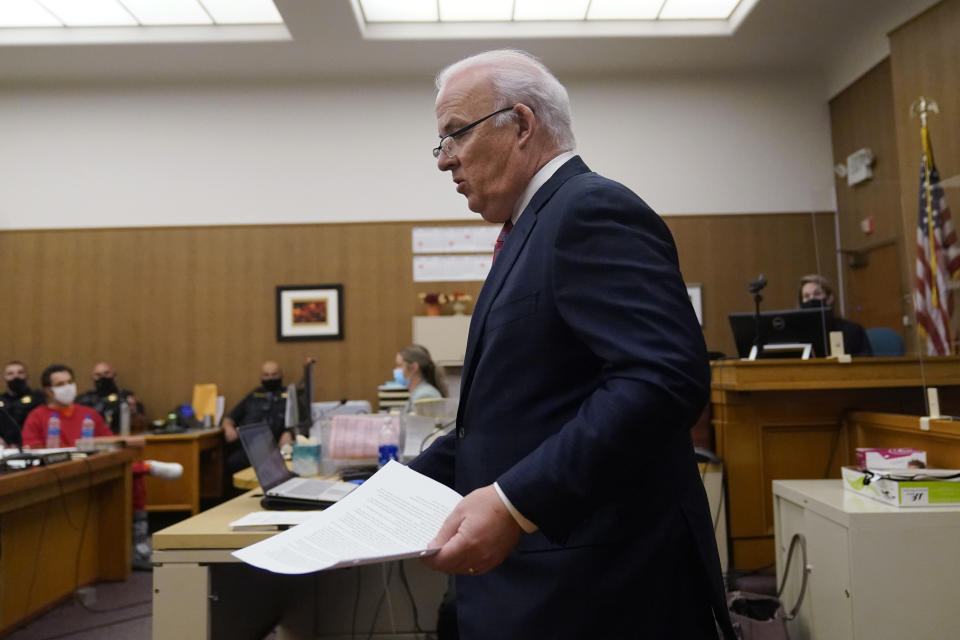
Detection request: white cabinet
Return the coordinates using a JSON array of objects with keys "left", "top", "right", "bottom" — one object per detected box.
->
[
  {"left": 412, "top": 315, "right": 471, "bottom": 366},
  {"left": 773, "top": 480, "right": 960, "bottom": 640}
]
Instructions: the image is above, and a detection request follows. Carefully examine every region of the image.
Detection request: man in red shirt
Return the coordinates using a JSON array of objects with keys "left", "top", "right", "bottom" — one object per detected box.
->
[{"left": 21, "top": 364, "right": 113, "bottom": 448}]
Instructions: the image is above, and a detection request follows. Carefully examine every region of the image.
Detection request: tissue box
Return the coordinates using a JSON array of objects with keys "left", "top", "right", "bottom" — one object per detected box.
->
[
  {"left": 855, "top": 448, "right": 926, "bottom": 469},
  {"left": 841, "top": 466, "right": 960, "bottom": 507}
]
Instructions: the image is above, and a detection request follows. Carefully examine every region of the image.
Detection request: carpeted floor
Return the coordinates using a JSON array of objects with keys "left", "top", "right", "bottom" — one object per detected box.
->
[{"left": 6, "top": 570, "right": 153, "bottom": 640}]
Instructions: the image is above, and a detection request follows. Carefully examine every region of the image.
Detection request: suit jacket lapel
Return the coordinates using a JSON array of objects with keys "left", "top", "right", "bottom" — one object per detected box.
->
[{"left": 456, "top": 156, "right": 591, "bottom": 432}]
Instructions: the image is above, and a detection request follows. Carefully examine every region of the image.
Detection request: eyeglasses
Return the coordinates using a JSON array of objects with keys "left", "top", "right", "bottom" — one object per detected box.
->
[{"left": 432, "top": 106, "right": 515, "bottom": 159}]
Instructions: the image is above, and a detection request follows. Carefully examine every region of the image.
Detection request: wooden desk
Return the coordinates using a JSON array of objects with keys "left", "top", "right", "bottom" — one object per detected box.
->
[
  {"left": 711, "top": 356, "right": 960, "bottom": 570},
  {"left": 845, "top": 411, "right": 960, "bottom": 467},
  {"left": 152, "top": 491, "right": 447, "bottom": 640},
  {"left": 0, "top": 448, "right": 135, "bottom": 635},
  {"left": 143, "top": 428, "right": 223, "bottom": 514}
]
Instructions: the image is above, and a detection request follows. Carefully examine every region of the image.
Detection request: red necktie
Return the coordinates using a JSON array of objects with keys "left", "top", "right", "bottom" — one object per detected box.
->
[{"left": 492, "top": 220, "right": 514, "bottom": 263}]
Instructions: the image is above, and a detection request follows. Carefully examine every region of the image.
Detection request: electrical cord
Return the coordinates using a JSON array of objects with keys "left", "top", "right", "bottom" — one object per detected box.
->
[
  {"left": 351, "top": 564, "right": 363, "bottom": 640},
  {"left": 398, "top": 560, "right": 425, "bottom": 635},
  {"left": 382, "top": 563, "right": 397, "bottom": 635},
  {"left": 67, "top": 458, "right": 96, "bottom": 611},
  {"left": 420, "top": 418, "right": 456, "bottom": 454},
  {"left": 365, "top": 563, "right": 395, "bottom": 640},
  {"left": 23, "top": 489, "right": 53, "bottom": 619}
]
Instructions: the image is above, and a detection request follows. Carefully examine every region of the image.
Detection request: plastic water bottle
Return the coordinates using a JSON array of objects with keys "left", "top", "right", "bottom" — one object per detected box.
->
[
  {"left": 78, "top": 414, "right": 96, "bottom": 450},
  {"left": 46, "top": 413, "right": 61, "bottom": 449},
  {"left": 377, "top": 417, "right": 400, "bottom": 468}
]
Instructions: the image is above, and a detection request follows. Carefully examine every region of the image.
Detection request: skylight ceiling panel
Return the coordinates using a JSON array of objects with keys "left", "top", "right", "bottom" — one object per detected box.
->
[
  {"left": 120, "top": 0, "right": 213, "bottom": 26},
  {"left": 586, "top": 0, "right": 665, "bottom": 20},
  {"left": 514, "top": 0, "right": 590, "bottom": 21},
  {"left": 659, "top": 0, "right": 741, "bottom": 20},
  {"left": 41, "top": 0, "right": 138, "bottom": 27},
  {"left": 200, "top": 0, "right": 283, "bottom": 24},
  {"left": 0, "top": 0, "right": 62, "bottom": 27},
  {"left": 439, "top": 0, "right": 513, "bottom": 22},
  {"left": 360, "top": 0, "right": 437, "bottom": 23}
]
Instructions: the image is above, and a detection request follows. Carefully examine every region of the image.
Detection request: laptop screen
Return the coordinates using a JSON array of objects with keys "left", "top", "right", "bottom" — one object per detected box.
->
[{"left": 237, "top": 422, "right": 293, "bottom": 491}]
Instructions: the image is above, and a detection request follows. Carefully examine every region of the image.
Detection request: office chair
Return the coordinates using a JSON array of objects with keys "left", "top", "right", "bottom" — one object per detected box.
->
[{"left": 865, "top": 328, "right": 905, "bottom": 357}]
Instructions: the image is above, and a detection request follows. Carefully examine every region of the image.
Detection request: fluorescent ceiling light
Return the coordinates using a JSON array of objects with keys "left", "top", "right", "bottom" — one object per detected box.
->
[
  {"left": 439, "top": 0, "right": 513, "bottom": 22},
  {"left": 659, "top": 0, "right": 741, "bottom": 20},
  {"left": 39, "top": 0, "right": 137, "bottom": 27},
  {"left": 197, "top": 0, "right": 282, "bottom": 24},
  {"left": 514, "top": 0, "right": 588, "bottom": 21},
  {"left": 587, "top": 0, "right": 665, "bottom": 21},
  {"left": 0, "top": 0, "right": 61, "bottom": 27},
  {"left": 119, "top": 0, "right": 213, "bottom": 26},
  {"left": 361, "top": 0, "right": 437, "bottom": 23}
]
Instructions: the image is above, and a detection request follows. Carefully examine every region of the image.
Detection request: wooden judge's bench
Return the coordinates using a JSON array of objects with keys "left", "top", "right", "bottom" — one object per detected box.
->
[{"left": 710, "top": 356, "right": 960, "bottom": 570}]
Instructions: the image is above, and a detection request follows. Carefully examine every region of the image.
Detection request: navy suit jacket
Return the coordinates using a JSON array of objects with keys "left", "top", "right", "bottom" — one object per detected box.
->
[{"left": 410, "top": 157, "right": 733, "bottom": 639}]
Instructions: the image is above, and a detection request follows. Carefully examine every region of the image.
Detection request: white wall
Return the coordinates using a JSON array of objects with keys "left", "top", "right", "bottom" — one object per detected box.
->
[{"left": 0, "top": 72, "right": 834, "bottom": 231}]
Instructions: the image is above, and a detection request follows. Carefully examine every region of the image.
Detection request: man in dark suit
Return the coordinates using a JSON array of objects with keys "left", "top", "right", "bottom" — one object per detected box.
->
[{"left": 409, "top": 50, "right": 734, "bottom": 639}]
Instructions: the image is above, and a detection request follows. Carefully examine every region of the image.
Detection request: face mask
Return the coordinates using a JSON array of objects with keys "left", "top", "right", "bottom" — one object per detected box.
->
[
  {"left": 52, "top": 383, "right": 77, "bottom": 406},
  {"left": 95, "top": 377, "right": 119, "bottom": 395},
  {"left": 262, "top": 378, "right": 283, "bottom": 392},
  {"left": 6, "top": 377, "right": 27, "bottom": 395},
  {"left": 800, "top": 299, "right": 829, "bottom": 311},
  {"left": 393, "top": 367, "right": 409, "bottom": 387}
]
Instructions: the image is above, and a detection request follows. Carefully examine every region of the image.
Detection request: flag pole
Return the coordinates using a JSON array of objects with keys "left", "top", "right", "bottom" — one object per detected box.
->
[
  {"left": 909, "top": 96, "right": 948, "bottom": 353},
  {"left": 912, "top": 97, "right": 939, "bottom": 308}
]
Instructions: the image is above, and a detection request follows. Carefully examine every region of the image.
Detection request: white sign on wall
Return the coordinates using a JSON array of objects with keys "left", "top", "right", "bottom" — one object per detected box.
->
[
  {"left": 412, "top": 226, "right": 501, "bottom": 254},
  {"left": 413, "top": 254, "right": 493, "bottom": 282}
]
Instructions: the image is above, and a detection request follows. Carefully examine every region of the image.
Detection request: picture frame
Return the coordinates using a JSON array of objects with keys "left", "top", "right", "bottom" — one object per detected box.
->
[{"left": 276, "top": 284, "right": 344, "bottom": 342}]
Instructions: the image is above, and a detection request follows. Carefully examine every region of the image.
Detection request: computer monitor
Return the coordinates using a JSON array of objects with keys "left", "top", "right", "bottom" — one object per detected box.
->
[
  {"left": 729, "top": 308, "right": 831, "bottom": 359},
  {"left": 285, "top": 358, "right": 316, "bottom": 437}
]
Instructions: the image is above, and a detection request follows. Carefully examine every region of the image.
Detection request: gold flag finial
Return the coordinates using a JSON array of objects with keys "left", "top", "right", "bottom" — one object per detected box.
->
[{"left": 910, "top": 96, "right": 939, "bottom": 127}]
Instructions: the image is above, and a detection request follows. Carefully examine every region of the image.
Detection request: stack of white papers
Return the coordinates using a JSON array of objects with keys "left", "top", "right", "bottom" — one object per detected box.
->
[{"left": 232, "top": 460, "right": 461, "bottom": 574}]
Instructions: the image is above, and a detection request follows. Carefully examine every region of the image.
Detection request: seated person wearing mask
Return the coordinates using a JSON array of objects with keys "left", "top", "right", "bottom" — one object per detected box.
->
[
  {"left": 222, "top": 360, "right": 293, "bottom": 474},
  {"left": 21, "top": 363, "right": 113, "bottom": 447},
  {"left": 799, "top": 274, "right": 872, "bottom": 356},
  {"left": 396, "top": 344, "right": 447, "bottom": 413},
  {"left": 0, "top": 361, "right": 45, "bottom": 447},
  {"left": 76, "top": 361, "right": 148, "bottom": 434}
]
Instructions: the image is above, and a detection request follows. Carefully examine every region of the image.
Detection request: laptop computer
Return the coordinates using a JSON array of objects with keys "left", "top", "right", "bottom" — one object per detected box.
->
[{"left": 237, "top": 421, "right": 356, "bottom": 509}]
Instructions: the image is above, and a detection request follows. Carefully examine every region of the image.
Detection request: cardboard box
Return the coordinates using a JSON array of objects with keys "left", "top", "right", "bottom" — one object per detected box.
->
[
  {"left": 842, "top": 466, "right": 960, "bottom": 507},
  {"left": 855, "top": 447, "right": 926, "bottom": 469}
]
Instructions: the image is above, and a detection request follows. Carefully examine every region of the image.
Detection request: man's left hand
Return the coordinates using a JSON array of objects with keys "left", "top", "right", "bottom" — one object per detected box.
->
[{"left": 423, "top": 485, "right": 523, "bottom": 576}]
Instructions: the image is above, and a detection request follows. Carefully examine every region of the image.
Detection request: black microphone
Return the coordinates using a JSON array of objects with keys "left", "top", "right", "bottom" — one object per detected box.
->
[{"left": 748, "top": 274, "right": 767, "bottom": 294}]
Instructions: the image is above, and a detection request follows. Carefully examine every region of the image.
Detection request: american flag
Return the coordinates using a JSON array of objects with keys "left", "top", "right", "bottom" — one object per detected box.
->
[{"left": 914, "top": 153, "right": 960, "bottom": 355}]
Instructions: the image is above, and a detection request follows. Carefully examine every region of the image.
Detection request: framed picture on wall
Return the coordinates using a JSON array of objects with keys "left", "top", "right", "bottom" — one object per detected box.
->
[{"left": 276, "top": 284, "right": 344, "bottom": 342}]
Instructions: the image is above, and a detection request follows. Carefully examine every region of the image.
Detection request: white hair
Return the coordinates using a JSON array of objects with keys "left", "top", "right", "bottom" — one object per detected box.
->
[{"left": 436, "top": 49, "right": 576, "bottom": 152}]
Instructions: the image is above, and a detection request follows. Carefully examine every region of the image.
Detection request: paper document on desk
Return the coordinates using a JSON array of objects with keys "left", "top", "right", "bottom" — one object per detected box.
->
[
  {"left": 229, "top": 511, "right": 320, "bottom": 531},
  {"left": 232, "top": 460, "right": 462, "bottom": 574}
]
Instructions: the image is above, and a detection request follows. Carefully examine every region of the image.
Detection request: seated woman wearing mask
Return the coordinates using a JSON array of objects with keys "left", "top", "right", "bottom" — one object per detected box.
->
[
  {"left": 798, "top": 274, "right": 873, "bottom": 356},
  {"left": 394, "top": 345, "right": 447, "bottom": 413}
]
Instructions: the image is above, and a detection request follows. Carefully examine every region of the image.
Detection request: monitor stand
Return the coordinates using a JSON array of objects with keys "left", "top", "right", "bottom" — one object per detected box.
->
[{"left": 748, "top": 342, "right": 813, "bottom": 360}]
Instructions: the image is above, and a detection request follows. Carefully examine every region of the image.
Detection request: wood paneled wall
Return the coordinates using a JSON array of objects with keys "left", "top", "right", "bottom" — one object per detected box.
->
[
  {"left": 890, "top": 0, "right": 959, "bottom": 351},
  {"left": 665, "top": 212, "right": 838, "bottom": 356},
  {"left": 826, "top": 0, "right": 960, "bottom": 352},
  {"left": 828, "top": 60, "right": 907, "bottom": 335},
  {"left": 0, "top": 213, "right": 835, "bottom": 420}
]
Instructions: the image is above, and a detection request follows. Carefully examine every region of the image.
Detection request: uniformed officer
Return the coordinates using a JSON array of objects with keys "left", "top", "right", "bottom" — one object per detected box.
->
[
  {"left": 76, "top": 361, "right": 147, "bottom": 434},
  {"left": 222, "top": 360, "right": 293, "bottom": 473},
  {"left": 0, "top": 361, "right": 45, "bottom": 447}
]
